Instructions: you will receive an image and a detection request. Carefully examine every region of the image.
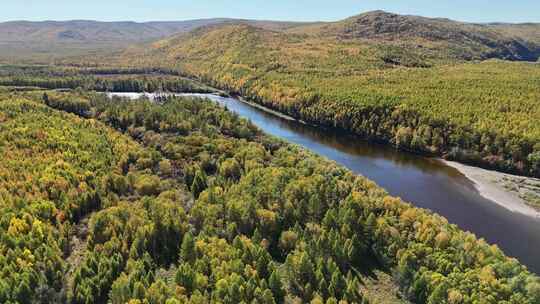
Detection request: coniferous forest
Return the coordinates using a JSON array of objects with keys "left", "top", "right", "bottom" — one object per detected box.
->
[{"left": 0, "top": 83, "right": 538, "bottom": 303}]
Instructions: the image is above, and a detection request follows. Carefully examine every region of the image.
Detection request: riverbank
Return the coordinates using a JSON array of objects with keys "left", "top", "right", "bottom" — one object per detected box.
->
[
  {"left": 442, "top": 160, "right": 540, "bottom": 218},
  {"left": 232, "top": 95, "right": 308, "bottom": 124},
  {"left": 216, "top": 92, "right": 540, "bottom": 220},
  {"left": 232, "top": 93, "right": 540, "bottom": 219},
  {"left": 233, "top": 94, "right": 540, "bottom": 219}
]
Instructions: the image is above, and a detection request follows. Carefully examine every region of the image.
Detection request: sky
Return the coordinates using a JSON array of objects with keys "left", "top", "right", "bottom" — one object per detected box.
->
[{"left": 2, "top": 0, "right": 539, "bottom": 23}]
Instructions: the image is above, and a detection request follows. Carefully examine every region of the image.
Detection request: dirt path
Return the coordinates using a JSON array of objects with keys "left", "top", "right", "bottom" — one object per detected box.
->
[{"left": 63, "top": 213, "right": 92, "bottom": 294}]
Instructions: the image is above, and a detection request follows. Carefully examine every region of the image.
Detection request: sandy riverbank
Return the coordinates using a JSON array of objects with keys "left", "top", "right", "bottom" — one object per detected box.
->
[{"left": 442, "top": 160, "right": 540, "bottom": 218}]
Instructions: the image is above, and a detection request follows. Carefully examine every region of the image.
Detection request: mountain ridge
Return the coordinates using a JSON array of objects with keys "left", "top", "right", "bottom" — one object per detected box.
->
[
  {"left": 0, "top": 18, "right": 310, "bottom": 42},
  {"left": 1, "top": 10, "right": 539, "bottom": 62},
  {"left": 0, "top": 18, "right": 310, "bottom": 61},
  {"left": 144, "top": 10, "right": 540, "bottom": 63}
]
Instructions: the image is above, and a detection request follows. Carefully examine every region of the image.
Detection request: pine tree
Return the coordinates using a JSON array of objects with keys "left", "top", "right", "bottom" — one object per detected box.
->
[
  {"left": 269, "top": 270, "right": 284, "bottom": 303},
  {"left": 180, "top": 232, "right": 196, "bottom": 264},
  {"left": 175, "top": 263, "right": 196, "bottom": 294},
  {"left": 261, "top": 289, "right": 276, "bottom": 304},
  {"left": 190, "top": 169, "right": 207, "bottom": 198}
]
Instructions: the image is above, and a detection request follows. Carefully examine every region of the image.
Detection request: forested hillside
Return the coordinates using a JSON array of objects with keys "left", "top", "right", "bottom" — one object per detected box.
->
[
  {"left": 0, "top": 86, "right": 538, "bottom": 303},
  {"left": 120, "top": 11, "right": 540, "bottom": 177}
]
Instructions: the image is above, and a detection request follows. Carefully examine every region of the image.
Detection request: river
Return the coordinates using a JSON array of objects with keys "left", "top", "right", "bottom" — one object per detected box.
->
[{"left": 108, "top": 92, "right": 540, "bottom": 274}]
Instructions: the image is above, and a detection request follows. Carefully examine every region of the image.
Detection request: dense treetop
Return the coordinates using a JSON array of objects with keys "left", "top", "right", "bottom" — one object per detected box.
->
[{"left": 1, "top": 86, "right": 538, "bottom": 303}]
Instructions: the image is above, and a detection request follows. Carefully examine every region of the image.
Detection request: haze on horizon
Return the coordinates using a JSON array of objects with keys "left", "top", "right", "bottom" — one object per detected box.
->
[{"left": 3, "top": 0, "right": 540, "bottom": 24}]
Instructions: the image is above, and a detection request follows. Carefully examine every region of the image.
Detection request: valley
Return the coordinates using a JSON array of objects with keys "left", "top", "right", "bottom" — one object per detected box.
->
[
  {"left": 108, "top": 11, "right": 540, "bottom": 179},
  {"left": 0, "top": 7, "right": 540, "bottom": 304}
]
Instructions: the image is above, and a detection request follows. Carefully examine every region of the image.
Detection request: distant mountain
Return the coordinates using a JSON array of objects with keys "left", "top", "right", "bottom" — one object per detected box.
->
[
  {"left": 0, "top": 19, "right": 308, "bottom": 61},
  {"left": 1, "top": 11, "right": 539, "bottom": 63},
  {"left": 0, "top": 19, "right": 308, "bottom": 44},
  {"left": 0, "top": 20, "right": 204, "bottom": 44},
  {"left": 287, "top": 10, "right": 540, "bottom": 61}
]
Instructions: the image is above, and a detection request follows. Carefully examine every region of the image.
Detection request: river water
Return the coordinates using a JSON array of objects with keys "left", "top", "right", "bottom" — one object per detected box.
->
[{"left": 108, "top": 92, "right": 540, "bottom": 274}]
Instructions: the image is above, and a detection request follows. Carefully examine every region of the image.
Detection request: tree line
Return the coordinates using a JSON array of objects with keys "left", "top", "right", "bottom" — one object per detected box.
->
[{"left": 0, "top": 65, "right": 212, "bottom": 93}]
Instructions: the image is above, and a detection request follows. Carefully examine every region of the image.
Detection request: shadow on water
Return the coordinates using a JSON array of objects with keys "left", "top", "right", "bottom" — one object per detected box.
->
[{"left": 110, "top": 92, "right": 540, "bottom": 274}]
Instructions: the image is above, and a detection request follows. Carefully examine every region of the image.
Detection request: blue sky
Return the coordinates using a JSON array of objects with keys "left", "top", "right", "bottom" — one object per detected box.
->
[{"left": 3, "top": 0, "right": 539, "bottom": 23}]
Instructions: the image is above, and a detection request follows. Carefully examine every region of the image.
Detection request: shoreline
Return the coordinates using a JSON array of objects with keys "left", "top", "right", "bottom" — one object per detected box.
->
[
  {"left": 442, "top": 160, "right": 540, "bottom": 218},
  {"left": 217, "top": 92, "right": 540, "bottom": 220},
  {"left": 232, "top": 95, "right": 308, "bottom": 124}
]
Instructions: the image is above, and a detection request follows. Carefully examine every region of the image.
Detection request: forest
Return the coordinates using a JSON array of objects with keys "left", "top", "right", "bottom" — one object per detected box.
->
[
  {"left": 116, "top": 22, "right": 540, "bottom": 178},
  {"left": 0, "top": 65, "right": 214, "bottom": 94},
  {"left": 0, "top": 81, "right": 538, "bottom": 303}
]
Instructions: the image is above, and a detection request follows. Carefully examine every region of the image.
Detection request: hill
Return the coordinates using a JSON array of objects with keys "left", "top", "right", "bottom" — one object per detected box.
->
[
  {"left": 0, "top": 19, "right": 308, "bottom": 62},
  {"left": 0, "top": 18, "right": 307, "bottom": 44},
  {"left": 287, "top": 10, "right": 540, "bottom": 61},
  {"left": 115, "top": 11, "right": 540, "bottom": 177}
]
